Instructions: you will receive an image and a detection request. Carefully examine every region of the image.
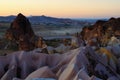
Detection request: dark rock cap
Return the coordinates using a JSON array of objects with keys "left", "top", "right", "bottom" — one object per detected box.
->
[
  {"left": 5, "top": 13, "right": 35, "bottom": 51},
  {"left": 11, "top": 13, "right": 35, "bottom": 39}
]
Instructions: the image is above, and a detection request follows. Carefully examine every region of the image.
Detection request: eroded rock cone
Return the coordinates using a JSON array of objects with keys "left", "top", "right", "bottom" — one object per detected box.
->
[
  {"left": 5, "top": 13, "right": 35, "bottom": 51},
  {"left": 6, "top": 13, "right": 35, "bottom": 41}
]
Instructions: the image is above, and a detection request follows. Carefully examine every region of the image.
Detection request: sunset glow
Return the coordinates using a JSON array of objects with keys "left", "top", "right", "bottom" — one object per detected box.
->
[{"left": 0, "top": 0, "right": 120, "bottom": 18}]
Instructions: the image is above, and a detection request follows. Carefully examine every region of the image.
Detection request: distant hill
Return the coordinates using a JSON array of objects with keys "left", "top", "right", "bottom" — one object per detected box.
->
[
  {"left": 29, "top": 15, "right": 81, "bottom": 26},
  {"left": 0, "top": 15, "right": 94, "bottom": 27},
  {"left": 0, "top": 15, "right": 16, "bottom": 22},
  {"left": 73, "top": 18, "right": 108, "bottom": 25}
]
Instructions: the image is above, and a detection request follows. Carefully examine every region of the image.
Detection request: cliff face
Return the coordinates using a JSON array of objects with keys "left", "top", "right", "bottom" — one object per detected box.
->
[{"left": 81, "top": 17, "right": 120, "bottom": 46}]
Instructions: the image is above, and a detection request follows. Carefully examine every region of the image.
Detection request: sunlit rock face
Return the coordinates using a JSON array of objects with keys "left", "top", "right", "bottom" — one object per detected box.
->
[{"left": 81, "top": 17, "right": 120, "bottom": 46}]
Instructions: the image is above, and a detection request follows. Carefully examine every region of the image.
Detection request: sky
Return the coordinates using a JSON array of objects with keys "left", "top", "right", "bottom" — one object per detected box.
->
[{"left": 0, "top": 0, "right": 120, "bottom": 18}]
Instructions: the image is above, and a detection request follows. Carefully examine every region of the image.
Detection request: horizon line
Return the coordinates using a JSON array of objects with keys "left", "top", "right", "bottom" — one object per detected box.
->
[{"left": 0, "top": 14, "right": 117, "bottom": 19}]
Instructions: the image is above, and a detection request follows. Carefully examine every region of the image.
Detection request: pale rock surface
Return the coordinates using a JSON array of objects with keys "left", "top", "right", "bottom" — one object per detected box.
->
[
  {"left": 46, "top": 54, "right": 62, "bottom": 68},
  {"left": 90, "top": 75, "right": 102, "bottom": 80},
  {"left": 55, "top": 44, "right": 71, "bottom": 53},
  {"left": 12, "top": 78, "right": 23, "bottom": 80},
  {"left": 31, "top": 78, "right": 56, "bottom": 80},
  {"left": 0, "top": 56, "right": 7, "bottom": 77},
  {"left": 73, "top": 67, "right": 90, "bottom": 80},
  {"left": 58, "top": 64, "right": 78, "bottom": 80},
  {"left": 46, "top": 46, "right": 55, "bottom": 54},
  {"left": 108, "top": 36, "right": 120, "bottom": 46},
  {"left": 0, "top": 46, "right": 120, "bottom": 80},
  {"left": 71, "top": 36, "right": 79, "bottom": 48},
  {"left": 95, "top": 63, "right": 111, "bottom": 77},
  {"left": 1, "top": 65, "right": 16, "bottom": 80},
  {"left": 58, "top": 47, "right": 89, "bottom": 80},
  {"left": 25, "top": 66, "right": 57, "bottom": 80},
  {"left": 111, "top": 45, "right": 120, "bottom": 57},
  {"left": 107, "top": 76, "right": 119, "bottom": 80},
  {"left": 32, "top": 48, "right": 42, "bottom": 53},
  {"left": 109, "top": 58, "right": 116, "bottom": 71}
]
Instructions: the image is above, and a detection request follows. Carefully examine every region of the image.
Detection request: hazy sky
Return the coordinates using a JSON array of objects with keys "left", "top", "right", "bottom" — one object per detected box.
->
[{"left": 0, "top": 0, "right": 120, "bottom": 18}]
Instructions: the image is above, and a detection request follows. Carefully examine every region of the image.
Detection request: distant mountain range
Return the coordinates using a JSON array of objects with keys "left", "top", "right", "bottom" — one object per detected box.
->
[
  {"left": 0, "top": 15, "right": 98, "bottom": 27},
  {"left": 0, "top": 15, "right": 16, "bottom": 22}
]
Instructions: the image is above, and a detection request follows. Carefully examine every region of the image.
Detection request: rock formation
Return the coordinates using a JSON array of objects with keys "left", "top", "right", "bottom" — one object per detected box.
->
[
  {"left": 5, "top": 13, "right": 48, "bottom": 51},
  {"left": 2, "top": 14, "right": 120, "bottom": 80},
  {"left": 81, "top": 18, "right": 120, "bottom": 46},
  {"left": 5, "top": 13, "right": 35, "bottom": 41},
  {"left": 5, "top": 13, "right": 35, "bottom": 51},
  {"left": 0, "top": 44, "right": 119, "bottom": 80}
]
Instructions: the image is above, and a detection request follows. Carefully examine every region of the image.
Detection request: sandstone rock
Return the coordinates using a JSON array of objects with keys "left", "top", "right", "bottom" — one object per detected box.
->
[
  {"left": 0, "top": 56, "right": 8, "bottom": 77},
  {"left": 95, "top": 63, "right": 111, "bottom": 78},
  {"left": 90, "top": 75, "right": 102, "bottom": 80},
  {"left": 55, "top": 44, "right": 71, "bottom": 53},
  {"left": 71, "top": 36, "right": 79, "bottom": 48},
  {"left": 12, "top": 78, "right": 23, "bottom": 80},
  {"left": 31, "top": 78, "right": 56, "bottom": 80},
  {"left": 58, "top": 47, "right": 89, "bottom": 80},
  {"left": 1, "top": 65, "right": 16, "bottom": 80},
  {"left": 5, "top": 13, "right": 35, "bottom": 51},
  {"left": 73, "top": 67, "right": 90, "bottom": 80},
  {"left": 0, "top": 46, "right": 120, "bottom": 79},
  {"left": 81, "top": 17, "right": 120, "bottom": 46},
  {"left": 46, "top": 46, "right": 55, "bottom": 54},
  {"left": 46, "top": 54, "right": 62, "bottom": 68},
  {"left": 6, "top": 13, "right": 35, "bottom": 41},
  {"left": 110, "top": 44, "right": 120, "bottom": 57},
  {"left": 107, "top": 76, "right": 119, "bottom": 80},
  {"left": 25, "top": 66, "right": 57, "bottom": 80},
  {"left": 4, "top": 13, "right": 49, "bottom": 51},
  {"left": 58, "top": 64, "right": 78, "bottom": 80}
]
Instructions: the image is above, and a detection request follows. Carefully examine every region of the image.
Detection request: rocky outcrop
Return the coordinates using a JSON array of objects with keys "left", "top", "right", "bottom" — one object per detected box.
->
[
  {"left": 5, "top": 13, "right": 35, "bottom": 41},
  {"left": 5, "top": 13, "right": 48, "bottom": 51},
  {"left": 5, "top": 13, "right": 35, "bottom": 51},
  {"left": 81, "top": 18, "right": 120, "bottom": 46},
  {"left": 0, "top": 45, "right": 120, "bottom": 80}
]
